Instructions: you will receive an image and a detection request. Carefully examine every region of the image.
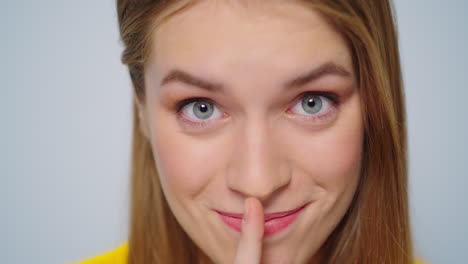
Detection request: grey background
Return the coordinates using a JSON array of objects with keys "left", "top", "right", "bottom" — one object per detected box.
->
[{"left": 2, "top": 0, "right": 467, "bottom": 263}]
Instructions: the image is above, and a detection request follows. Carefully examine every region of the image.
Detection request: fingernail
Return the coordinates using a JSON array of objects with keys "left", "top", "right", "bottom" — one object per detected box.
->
[{"left": 243, "top": 199, "right": 250, "bottom": 222}]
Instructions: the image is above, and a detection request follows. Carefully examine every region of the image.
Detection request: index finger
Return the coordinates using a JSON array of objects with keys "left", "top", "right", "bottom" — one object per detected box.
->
[{"left": 233, "top": 197, "right": 264, "bottom": 264}]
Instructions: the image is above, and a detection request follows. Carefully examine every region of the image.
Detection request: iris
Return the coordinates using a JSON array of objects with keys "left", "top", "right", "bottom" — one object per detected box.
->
[
  {"left": 302, "top": 95, "right": 322, "bottom": 114},
  {"left": 193, "top": 101, "right": 214, "bottom": 120}
]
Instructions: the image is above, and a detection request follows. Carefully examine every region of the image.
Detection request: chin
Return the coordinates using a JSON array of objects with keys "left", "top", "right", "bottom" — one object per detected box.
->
[{"left": 260, "top": 246, "right": 312, "bottom": 264}]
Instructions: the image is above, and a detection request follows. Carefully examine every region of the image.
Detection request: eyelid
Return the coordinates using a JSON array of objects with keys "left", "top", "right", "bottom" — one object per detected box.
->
[
  {"left": 176, "top": 97, "right": 216, "bottom": 112},
  {"left": 296, "top": 91, "right": 340, "bottom": 105},
  {"left": 286, "top": 91, "right": 341, "bottom": 122},
  {"left": 176, "top": 97, "right": 226, "bottom": 129}
]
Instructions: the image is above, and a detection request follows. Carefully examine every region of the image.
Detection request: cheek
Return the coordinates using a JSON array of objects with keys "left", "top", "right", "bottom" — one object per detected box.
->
[
  {"left": 150, "top": 122, "right": 226, "bottom": 199},
  {"left": 313, "top": 125, "right": 363, "bottom": 185},
  {"left": 285, "top": 100, "right": 363, "bottom": 193}
]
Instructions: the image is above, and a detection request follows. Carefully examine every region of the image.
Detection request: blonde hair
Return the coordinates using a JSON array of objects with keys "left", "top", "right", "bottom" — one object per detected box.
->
[{"left": 116, "top": 0, "right": 412, "bottom": 263}]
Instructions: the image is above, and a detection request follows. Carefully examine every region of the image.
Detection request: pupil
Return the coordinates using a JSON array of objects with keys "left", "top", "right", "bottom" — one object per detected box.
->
[
  {"left": 307, "top": 98, "right": 316, "bottom": 107},
  {"left": 199, "top": 104, "right": 208, "bottom": 112}
]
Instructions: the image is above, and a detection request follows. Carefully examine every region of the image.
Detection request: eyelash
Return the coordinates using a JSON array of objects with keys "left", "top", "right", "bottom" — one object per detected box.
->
[
  {"left": 175, "top": 97, "right": 220, "bottom": 129},
  {"left": 287, "top": 91, "right": 340, "bottom": 122},
  {"left": 175, "top": 91, "right": 341, "bottom": 128}
]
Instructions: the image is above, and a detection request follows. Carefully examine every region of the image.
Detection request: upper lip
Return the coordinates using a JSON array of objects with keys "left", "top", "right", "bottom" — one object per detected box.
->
[{"left": 215, "top": 204, "right": 307, "bottom": 221}]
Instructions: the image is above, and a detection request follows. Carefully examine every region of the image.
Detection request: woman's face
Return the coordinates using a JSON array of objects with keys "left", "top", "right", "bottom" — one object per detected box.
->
[{"left": 139, "top": 1, "right": 363, "bottom": 263}]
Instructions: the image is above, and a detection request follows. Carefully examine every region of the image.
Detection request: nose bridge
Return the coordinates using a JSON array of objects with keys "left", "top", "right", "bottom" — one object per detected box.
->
[{"left": 227, "top": 115, "right": 290, "bottom": 201}]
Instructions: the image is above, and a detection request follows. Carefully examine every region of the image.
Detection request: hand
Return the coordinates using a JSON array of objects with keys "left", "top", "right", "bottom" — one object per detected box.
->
[{"left": 233, "top": 197, "right": 264, "bottom": 264}]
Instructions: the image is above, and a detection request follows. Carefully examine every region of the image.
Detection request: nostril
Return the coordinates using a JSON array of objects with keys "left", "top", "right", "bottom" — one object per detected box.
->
[{"left": 227, "top": 177, "right": 291, "bottom": 203}]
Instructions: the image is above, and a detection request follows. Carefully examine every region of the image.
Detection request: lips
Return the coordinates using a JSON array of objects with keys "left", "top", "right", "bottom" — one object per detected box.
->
[{"left": 215, "top": 204, "right": 307, "bottom": 236}]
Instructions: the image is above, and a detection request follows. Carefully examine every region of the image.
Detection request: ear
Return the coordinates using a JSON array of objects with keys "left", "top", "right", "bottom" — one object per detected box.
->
[{"left": 134, "top": 95, "right": 150, "bottom": 140}]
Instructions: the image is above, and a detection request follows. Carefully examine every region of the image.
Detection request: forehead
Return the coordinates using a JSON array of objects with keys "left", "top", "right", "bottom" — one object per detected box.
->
[{"left": 148, "top": 1, "right": 352, "bottom": 86}]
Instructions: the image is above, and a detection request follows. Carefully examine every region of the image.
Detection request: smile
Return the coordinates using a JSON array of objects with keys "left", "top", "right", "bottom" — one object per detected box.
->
[{"left": 215, "top": 204, "right": 307, "bottom": 236}]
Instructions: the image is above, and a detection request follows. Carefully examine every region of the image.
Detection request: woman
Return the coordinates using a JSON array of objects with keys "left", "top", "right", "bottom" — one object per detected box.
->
[{"left": 81, "top": 0, "right": 419, "bottom": 263}]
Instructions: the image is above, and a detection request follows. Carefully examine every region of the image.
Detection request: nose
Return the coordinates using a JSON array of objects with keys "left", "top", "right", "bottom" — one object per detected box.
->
[{"left": 226, "top": 116, "right": 291, "bottom": 202}]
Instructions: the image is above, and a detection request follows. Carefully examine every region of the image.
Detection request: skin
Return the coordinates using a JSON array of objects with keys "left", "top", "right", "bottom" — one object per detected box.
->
[{"left": 137, "top": 1, "right": 363, "bottom": 263}]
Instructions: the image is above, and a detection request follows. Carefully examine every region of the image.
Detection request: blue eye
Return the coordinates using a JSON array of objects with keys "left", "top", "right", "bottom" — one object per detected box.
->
[
  {"left": 192, "top": 101, "right": 214, "bottom": 119},
  {"left": 290, "top": 93, "right": 335, "bottom": 116},
  {"left": 180, "top": 99, "right": 222, "bottom": 121},
  {"left": 301, "top": 94, "right": 323, "bottom": 114}
]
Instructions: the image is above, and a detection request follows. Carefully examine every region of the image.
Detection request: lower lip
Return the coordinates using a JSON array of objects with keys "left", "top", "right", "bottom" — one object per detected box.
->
[{"left": 217, "top": 206, "right": 305, "bottom": 237}]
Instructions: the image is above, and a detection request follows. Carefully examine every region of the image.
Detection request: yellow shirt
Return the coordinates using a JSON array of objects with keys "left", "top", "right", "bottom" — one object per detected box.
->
[
  {"left": 78, "top": 244, "right": 128, "bottom": 264},
  {"left": 78, "top": 244, "right": 427, "bottom": 264}
]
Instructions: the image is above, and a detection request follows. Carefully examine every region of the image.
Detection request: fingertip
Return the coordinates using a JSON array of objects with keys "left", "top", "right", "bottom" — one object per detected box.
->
[
  {"left": 243, "top": 197, "right": 264, "bottom": 239},
  {"left": 243, "top": 198, "right": 251, "bottom": 222},
  {"left": 248, "top": 198, "right": 264, "bottom": 222}
]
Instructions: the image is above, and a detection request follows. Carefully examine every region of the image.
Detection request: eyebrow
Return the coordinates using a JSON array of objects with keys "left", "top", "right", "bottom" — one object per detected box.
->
[
  {"left": 160, "top": 62, "right": 352, "bottom": 92},
  {"left": 284, "top": 62, "right": 352, "bottom": 88},
  {"left": 161, "top": 69, "right": 224, "bottom": 92}
]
